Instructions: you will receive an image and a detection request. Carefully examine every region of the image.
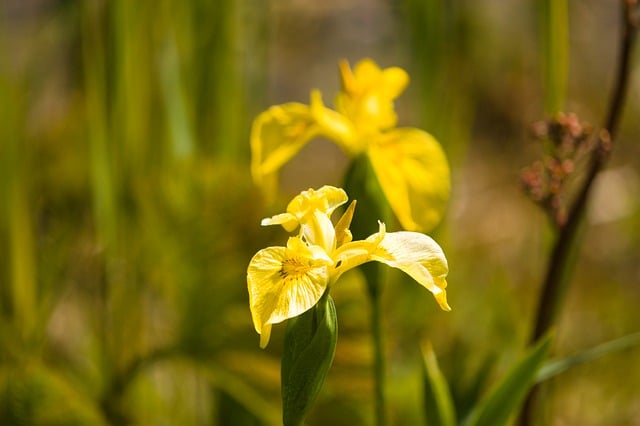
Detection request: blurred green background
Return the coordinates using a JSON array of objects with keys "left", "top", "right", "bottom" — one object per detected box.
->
[{"left": 1, "top": 0, "right": 639, "bottom": 424}]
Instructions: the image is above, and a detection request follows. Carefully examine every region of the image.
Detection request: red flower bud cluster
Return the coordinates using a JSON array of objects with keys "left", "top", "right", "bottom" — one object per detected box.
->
[{"left": 522, "top": 113, "right": 593, "bottom": 227}]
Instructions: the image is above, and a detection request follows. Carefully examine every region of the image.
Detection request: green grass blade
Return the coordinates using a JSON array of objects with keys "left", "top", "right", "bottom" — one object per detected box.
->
[
  {"left": 536, "top": 332, "right": 640, "bottom": 383},
  {"left": 81, "top": 1, "right": 117, "bottom": 253},
  {"left": 0, "top": 30, "right": 37, "bottom": 339},
  {"left": 421, "top": 342, "right": 456, "bottom": 426},
  {"left": 464, "top": 333, "right": 553, "bottom": 426},
  {"left": 159, "top": 35, "right": 195, "bottom": 160}
]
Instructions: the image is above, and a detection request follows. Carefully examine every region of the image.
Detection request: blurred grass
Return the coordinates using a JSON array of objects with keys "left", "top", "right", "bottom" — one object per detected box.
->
[
  {"left": 1, "top": 0, "right": 639, "bottom": 425},
  {"left": 0, "top": 50, "right": 37, "bottom": 342}
]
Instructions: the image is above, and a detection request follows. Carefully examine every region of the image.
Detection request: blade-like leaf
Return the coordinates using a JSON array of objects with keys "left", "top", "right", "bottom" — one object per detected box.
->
[
  {"left": 421, "top": 342, "right": 456, "bottom": 426},
  {"left": 536, "top": 332, "right": 640, "bottom": 383},
  {"left": 464, "top": 333, "right": 553, "bottom": 426},
  {"left": 281, "top": 294, "right": 338, "bottom": 426}
]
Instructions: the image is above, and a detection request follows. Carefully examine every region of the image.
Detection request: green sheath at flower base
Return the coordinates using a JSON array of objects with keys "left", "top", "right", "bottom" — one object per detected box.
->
[
  {"left": 247, "top": 185, "right": 450, "bottom": 348},
  {"left": 250, "top": 59, "right": 450, "bottom": 232}
]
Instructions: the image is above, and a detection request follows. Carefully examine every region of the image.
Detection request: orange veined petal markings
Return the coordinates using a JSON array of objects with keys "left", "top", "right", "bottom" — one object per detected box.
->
[{"left": 247, "top": 237, "right": 332, "bottom": 347}]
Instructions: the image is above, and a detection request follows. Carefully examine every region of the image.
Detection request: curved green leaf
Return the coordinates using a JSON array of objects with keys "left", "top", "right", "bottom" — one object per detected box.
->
[
  {"left": 421, "top": 342, "right": 456, "bottom": 426},
  {"left": 281, "top": 294, "right": 338, "bottom": 426},
  {"left": 464, "top": 333, "right": 553, "bottom": 426},
  {"left": 536, "top": 332, "right": 640, "bottom": 383}
]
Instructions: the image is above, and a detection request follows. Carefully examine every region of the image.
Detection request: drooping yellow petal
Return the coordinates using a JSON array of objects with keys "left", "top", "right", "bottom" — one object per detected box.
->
[
  {"left": 247, "top": 238, "right": 332, "bottom": 347},
  {"left": 368, "top": 128, "right": 450, "bottom": 232},
  {"left": 259, "top": 324, "right": 272, "bottom": 349},
  {"left": 370, "top": 231, "right": 450, "bottom": 311},
  {"left": 250, "top": 103, "right": 320, "bottom": 196}
]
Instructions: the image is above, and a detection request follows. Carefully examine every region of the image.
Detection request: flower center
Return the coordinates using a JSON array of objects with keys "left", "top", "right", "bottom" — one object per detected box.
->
[{"left": 280, "top": 258, "right": 312, "bottom": 279}]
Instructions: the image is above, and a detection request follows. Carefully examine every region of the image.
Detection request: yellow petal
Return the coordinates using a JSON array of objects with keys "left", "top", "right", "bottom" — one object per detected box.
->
[
  {"left": 378, "top": 66, "right": 409, "bottom": 100},
  {"left": 300, "top": 210, "right": 337, "bottom": 253},
  {"left": 371, "top": 231, "right": 450, "bottom": 311},
  {"left": 247, "top": 238, "right": 332, "bottom": 347},
  {"left": 286, "top": 185, "right": 348, "bottom": 219},
  {"left": 259, "top": 324, "right": 272, "bottom": 349},
  {"left": 351, "top": 59, "right": 408, "bottom": 100},
  {"left": 250, "top": 103, "right": 320, "bottom": 196},
  {"left": 334, "top": 200, "right": 357, "bottom": 247},
  {"left": 330, "top": 240, "right": 377, "bottom": 282},
  {"left": 288, "top": 186, "right": 346, "bottom": 250},
  {"left": 261, "top": 212, "right": 298, "bottom": 232},
  {"left": 262, "top": 186, "right": 346, "bottom": 249},
  {"left": 331, "top": 221, "right": 386, "bottom": 281},
  {"left": 368, "top": 128, "right": 450, "bottom": 232},
  {"left": 341, "top": 59, "right": 381, "bottom": 94},
  {"left": 338, "top": 59, "right": 359, "bottom": 94},
  {"left": 336, "top": 59, "right": 409, "bottom": 133},
  {"left": 309, "top": 90, "right": 359, "bottom": 154}
]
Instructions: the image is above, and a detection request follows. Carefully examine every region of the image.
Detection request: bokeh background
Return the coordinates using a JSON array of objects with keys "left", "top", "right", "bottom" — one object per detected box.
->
[{"left": 1, "top": 0, "right": 639, "bottom": 424}]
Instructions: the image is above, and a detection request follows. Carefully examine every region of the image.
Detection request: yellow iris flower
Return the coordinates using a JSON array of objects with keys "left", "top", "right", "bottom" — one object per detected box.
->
[
  {"left": 251, "top": 59, "right": 450, "bottom": 232},
  {"left": 247, "top": 186, "right": 450, "bottom": 348}
]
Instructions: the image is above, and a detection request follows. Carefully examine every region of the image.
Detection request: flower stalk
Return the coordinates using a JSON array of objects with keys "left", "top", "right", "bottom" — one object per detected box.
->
[
  {"left": 367, "top": 263, "right": 388, "bottom": 426},
  {"left": 249, "top": 59, "right": 452, "bottom": 424}
]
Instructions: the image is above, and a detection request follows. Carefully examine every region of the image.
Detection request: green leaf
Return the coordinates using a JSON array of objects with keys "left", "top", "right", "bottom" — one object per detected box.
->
[
  {"left": 344, "top": 154, "right": 389, "bottom": 239},
  {"left": 463, "top": 333, "right": 553, "bottom": 426},
  {"left": 421, "top": 342, "right": 456, "bottom": 426},
  {"left": 281, "top": 294, "right": 338, "bottom": 426},
  {"left": 343, "top": 154, "right": 389, "bottom": 296},
  {"left": 536, "top": 332, "right": 640, "bottom": 383}
]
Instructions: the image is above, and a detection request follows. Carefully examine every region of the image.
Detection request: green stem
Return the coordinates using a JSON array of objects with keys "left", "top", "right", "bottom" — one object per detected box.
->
[
  {"left": 365, "top": 264, "right": 387, "bottom": 426},
  {"left": 540, "top": 0, "right": 569, "bottom": 114},
  {"left": 344, "top": 156, "right": 390, "bottom": 426}
]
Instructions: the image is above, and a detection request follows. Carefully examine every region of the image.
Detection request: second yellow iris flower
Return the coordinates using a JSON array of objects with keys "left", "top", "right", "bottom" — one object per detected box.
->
[{"left": 251, "top": 59, "right": 450, "bottom": 233}]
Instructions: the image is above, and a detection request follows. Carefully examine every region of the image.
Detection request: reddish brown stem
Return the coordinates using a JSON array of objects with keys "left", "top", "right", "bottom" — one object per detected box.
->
[{"left": 521, "top": 2, "right": 638, "bottom": 425}]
